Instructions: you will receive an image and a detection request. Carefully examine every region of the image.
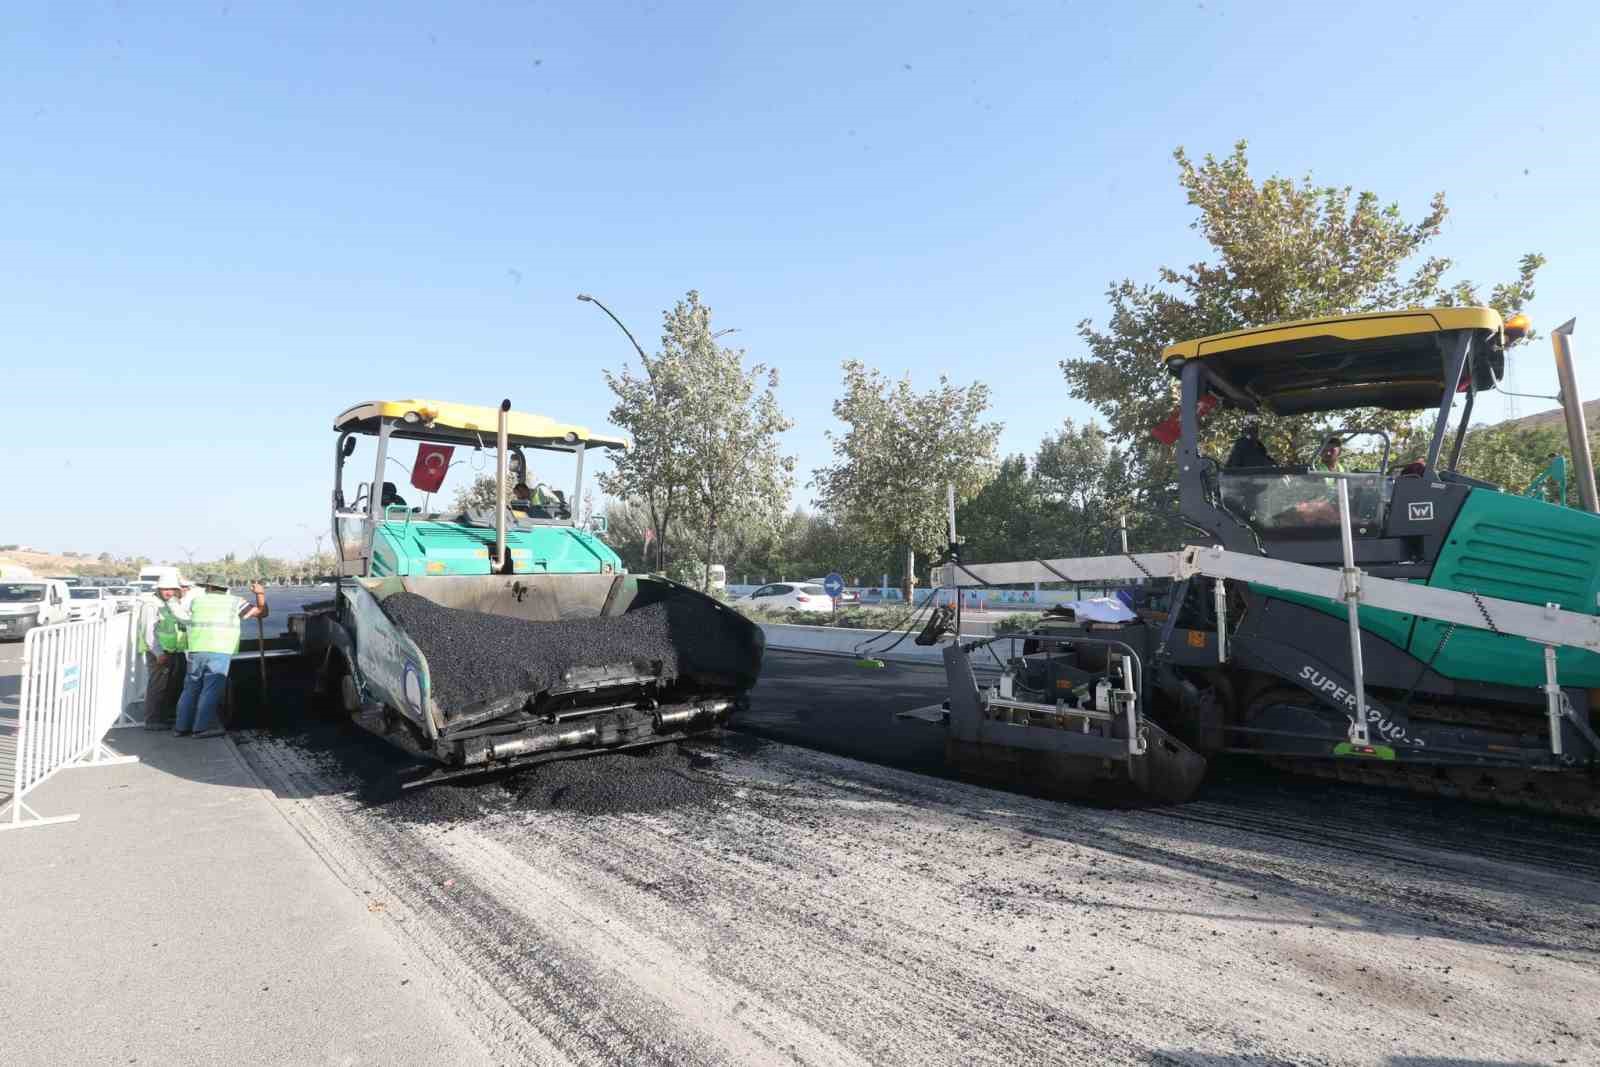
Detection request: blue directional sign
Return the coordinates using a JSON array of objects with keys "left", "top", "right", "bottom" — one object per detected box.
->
[{"left": 823, "top": 572, "right": 845, "bottom": 598}]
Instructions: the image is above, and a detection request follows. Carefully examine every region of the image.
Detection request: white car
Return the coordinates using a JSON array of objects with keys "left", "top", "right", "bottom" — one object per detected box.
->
[
  {"left": 0, "top": 580, "right": 71, "bottom": 640},
  {"left": 104, "top": 586, "right": 140, "bottom": 613},
  {"left": 803, "top": 578, "right": 858, "bottom": 604},
  {"left": 738, "top": 582, "right": 834, "bottom": 613},
  {"left": 65, "top": 586, "right": 112, "bottom": 621}
]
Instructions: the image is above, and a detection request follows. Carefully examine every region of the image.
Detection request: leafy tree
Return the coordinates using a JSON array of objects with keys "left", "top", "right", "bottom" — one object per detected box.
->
[
  {"left": 660, "top": 293, "right": 796, "bottom": 591},
  {"left": 813, "top": 361, "right": 1001, "bottom": 595},
  {"left": 451, "top": 472, "right": 514, "bottom": 512},
  {"left": 954, "top": 455, "right": 1039, "bottom": 564},
  {"left": 600, "top": 497, "right": 672, "bottom": 574},
  {"left": 598, "top": 315, "right": 688, "bottom": 572},
  {"left": 1064, "top": 140, "right": 1544, "bottom": 547},
  {"left": 601, "top": 292, "right": 794, "bottom": 590},
  {"left": 955, "top": 420, "right": 1142, "bottom": 567}
]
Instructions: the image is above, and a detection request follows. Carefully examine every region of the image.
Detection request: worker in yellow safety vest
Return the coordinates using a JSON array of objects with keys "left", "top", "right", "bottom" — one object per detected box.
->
[
  {"left": 173, "top": 580, "right": 268, "bottom": 738},
  {"left": 137, "top": 567, "right": 192, "bottom": 731}
]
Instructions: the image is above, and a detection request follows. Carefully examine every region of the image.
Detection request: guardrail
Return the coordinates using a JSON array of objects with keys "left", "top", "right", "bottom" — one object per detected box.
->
[
  {"left": 2, "top": 612, "right": 142, "bottom": 832},
  {"left": 759, "top": 623, "right": 988, "bottom": 666}
]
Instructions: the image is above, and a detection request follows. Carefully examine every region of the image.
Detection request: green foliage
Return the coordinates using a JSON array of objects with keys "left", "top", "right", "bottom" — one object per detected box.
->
[
  {"left": 600, "top": 291, "right": 795, "bottom": 588},
  {"left": 993, "top": 612, "right": 1043, "bottom": 635},
  {"left": 451, "top": 473, "right": 512, "bottom": 513},
  {"left": 734, "top": 602, "right": 912, "bottom": 631},
  {"left": 812, "top": 361, "right": 1001, "bottom": 590},
  {"left": 1391, "top": 418, "right": 1584, "bottom": 497},
  {"left": 1063, "top": 140, "right": 1544, "bottom": 542},
  {"left": 956, "top": 420, "right": 1142, "bottom": 563}
]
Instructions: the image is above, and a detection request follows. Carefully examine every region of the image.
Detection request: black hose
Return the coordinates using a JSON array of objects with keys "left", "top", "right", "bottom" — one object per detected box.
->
[{"left": 853, "top": 585, "right": 949, "bottom": 658}]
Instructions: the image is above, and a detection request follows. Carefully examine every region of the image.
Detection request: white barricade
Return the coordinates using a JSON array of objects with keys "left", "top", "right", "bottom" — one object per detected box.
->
[{"left": 1, "top": 611, "right": 142, "bottom": 832}]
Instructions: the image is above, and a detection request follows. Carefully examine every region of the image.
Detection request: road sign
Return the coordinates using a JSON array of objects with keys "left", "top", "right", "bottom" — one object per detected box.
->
[{"left": 823, "top": 573, "right": 844, "bottom": 598}]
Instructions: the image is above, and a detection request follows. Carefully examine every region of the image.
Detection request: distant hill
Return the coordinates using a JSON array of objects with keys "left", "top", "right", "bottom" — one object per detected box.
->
[
  {"left": 1492, "top": 398, "right": 1600, "bottom": 434},
  {"left": 0, "top": 549, "right": 157, "bottom": 578}
]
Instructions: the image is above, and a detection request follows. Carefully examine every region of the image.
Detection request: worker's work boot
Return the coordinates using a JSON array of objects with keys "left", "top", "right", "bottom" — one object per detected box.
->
[{"left": 192, "top": 727, "right": 226, "bottom": 739}]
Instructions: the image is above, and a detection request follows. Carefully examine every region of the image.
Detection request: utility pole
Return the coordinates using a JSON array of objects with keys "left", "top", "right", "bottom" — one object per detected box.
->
[{"left": 578, "top": 292, "right": 663, "bottom": 571}]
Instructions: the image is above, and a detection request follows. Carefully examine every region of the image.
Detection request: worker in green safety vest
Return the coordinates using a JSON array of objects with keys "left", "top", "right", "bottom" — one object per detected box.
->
[
  {"left": 137, "top": 567, "right": 192, "bottom": 731},
  {"left": 173, "top": 580, "right": 269, "bottom": 738}
]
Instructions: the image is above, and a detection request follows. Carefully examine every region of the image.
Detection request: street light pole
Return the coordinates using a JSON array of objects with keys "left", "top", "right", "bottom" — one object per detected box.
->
[
  {"left": 578, "top": 293, "right": 663, "bottom": 572},
  {"left": 576, "top": 293, "right": 649, "bottom": 364}
]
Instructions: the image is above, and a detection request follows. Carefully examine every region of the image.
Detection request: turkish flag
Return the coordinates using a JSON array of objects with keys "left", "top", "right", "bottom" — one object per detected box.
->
[
  {"left": 1150, "top": 393, "right": 1217, "bottom": 445},
  {"left": 411, "top": 444, "right": 454, "bottom": 493}
]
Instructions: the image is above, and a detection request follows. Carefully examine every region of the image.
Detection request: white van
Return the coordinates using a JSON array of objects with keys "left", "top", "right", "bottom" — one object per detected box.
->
[{"left": 0, "top": 579, "right": 71, "bottom": 641}]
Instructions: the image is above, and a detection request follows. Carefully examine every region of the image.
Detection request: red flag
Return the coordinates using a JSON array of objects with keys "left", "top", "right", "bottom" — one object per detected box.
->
[
  {"left": 411, "top": 444, "right": 454, "bottom": 493},
  {"left": 1150, "top": 393, "right": 1217, "bottom": 445}
]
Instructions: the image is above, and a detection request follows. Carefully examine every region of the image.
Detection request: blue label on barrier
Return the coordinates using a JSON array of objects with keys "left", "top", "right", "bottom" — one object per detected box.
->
[{"left": 61, "top": 663, "right": 80, "bottom": 693}]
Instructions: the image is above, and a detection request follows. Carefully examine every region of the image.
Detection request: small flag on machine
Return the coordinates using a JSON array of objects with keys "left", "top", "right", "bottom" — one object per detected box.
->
[
  {"left": 410, "top": 443, "right": 454, "bottom": 492},
  {"left": 1150, "top": 393, "right": 1217, "bottom": 445}
]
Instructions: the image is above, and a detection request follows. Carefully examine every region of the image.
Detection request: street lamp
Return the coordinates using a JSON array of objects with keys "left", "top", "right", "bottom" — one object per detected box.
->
[
  {"left": 298, "top": 522, "right": 327, "bottom": 581},
  {"left": 576, "top": 293, "right": 649, "bottom": 364},
  {"left": 251, "top": 537, "right": 272, "bottom": 582}
]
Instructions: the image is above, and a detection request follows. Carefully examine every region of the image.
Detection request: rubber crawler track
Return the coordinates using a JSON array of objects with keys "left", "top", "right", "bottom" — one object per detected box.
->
[{"left": 1267, "top": 756, "right": 1600, "bottom": 821}]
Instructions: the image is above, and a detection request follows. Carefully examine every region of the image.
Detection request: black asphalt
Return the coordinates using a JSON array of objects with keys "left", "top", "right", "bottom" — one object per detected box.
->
[
  {"left": 738, "top": 651, "right": 952, "bottom": 775},
  {"left": 382, "top": 592, "right": 683, "bottom": 712}
]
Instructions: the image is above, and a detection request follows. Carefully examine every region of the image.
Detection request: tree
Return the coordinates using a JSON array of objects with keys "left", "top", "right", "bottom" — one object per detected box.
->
[
  {"left": 661, "top": 294, "right": 795, "bottom": 591},
  {"left": 599, "top": 314, "right": 688, "bottom": 572},
  {"left": 601, "top": 497, "right": 671, "bottom": 574},
  {"left": 601, "top": 291, "right": 795, "bottom": 589},
  {"left": 452, "top": 473, "right": 511, "bottom": 512},
  {"left": 1063, "top": 140, "right": 1543, "bottom": 547},
  {"left": 813, "top": 361, "right": 1001, "bottom": 596}
]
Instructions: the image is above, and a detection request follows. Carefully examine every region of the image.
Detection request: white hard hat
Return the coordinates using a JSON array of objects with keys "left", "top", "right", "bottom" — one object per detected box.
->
[{"left": 152, "top": 566, "right": 184, "bottom": 590}]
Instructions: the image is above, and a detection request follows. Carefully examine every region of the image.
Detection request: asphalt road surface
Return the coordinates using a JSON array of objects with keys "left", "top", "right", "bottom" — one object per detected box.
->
[{"left": 205, "top": 650, "right": 1600, "bottom": 1066}]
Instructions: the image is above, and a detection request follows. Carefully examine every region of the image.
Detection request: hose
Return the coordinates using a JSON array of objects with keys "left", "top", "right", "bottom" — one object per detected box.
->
[{"left": 852, "top": 584, "right": 948, "bottom": 659}]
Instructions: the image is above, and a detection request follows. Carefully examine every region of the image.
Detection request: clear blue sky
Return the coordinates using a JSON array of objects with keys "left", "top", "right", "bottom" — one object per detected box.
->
[{"left": 5, "top": 0, "right": 1597, "bottom": 561}]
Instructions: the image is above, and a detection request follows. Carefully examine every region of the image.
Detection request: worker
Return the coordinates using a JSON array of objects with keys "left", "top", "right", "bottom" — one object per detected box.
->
[
  {"left": 511, "top": 479, "right": 549, "bottom": 511},
  {"left": 1316, "top": 436, "right": 1344, "bottom": 472},
  {"left": 136, "top": 567, "right": 191, "bottom": 730},
  {"left": 1225, "top": 423, "right": 1274, "bottom": 469},
  {"left": 173, "top": 580, "right": 268, "bottom": 739}
]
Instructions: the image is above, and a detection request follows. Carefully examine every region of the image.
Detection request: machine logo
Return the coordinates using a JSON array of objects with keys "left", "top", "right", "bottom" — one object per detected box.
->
[
  {"left": 1407, "top": 501, "right": 1434, "bottom": 522},
  {"left": 1298, "top": 665, "right": 1425, "bottom": 746}
]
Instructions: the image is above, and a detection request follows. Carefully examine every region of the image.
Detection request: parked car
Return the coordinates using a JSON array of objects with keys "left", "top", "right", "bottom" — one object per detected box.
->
[
  {"left": 737, "top": 582, "right": 834, "bottom": 613},
  {"left": 65, "top": 586, "right": 112, "bottom": 621},
  {"left": 803, "top": 578, "right": 859, "bottom": 604},
  {"left": 0, "top": 579, "right": 71, "bottom": 639},
  {"left": 104, "top": 586, "right": 140, "bottom": 612}
]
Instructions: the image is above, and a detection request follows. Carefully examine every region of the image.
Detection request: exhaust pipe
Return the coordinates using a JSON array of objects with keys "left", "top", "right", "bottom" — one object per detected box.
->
[
  {"left": 1552, "top": 320, "right": 1598, "bottom": 514},
  {"left": 654, "top": 699, "right": 734, "bottom": 732},
  {"left": 493, "top": 398, "right": 511, "bottom": 570}
]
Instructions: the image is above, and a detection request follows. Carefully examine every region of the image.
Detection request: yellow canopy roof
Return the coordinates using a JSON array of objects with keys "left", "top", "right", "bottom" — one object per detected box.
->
[
  {"left": 1162, "top": 307, "right": 1503, "bottom": 363},
  {"left": 333, "top": 399, "right": 629, "bottom": 451}
]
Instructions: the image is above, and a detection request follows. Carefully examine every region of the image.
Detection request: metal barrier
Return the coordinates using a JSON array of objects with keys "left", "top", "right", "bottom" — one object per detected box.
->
[{"left": 1, "top": 612, "right": 142, "bottom": 832}]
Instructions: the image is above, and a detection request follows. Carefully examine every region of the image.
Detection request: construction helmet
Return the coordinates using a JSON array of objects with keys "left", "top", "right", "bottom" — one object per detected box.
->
[{"left": 152, "top": 566, "right": 184, "bottom": 590}]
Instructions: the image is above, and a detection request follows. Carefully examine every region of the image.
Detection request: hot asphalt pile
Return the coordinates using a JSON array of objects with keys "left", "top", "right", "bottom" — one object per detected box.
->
[{"left": 381, "top": 593, "right": 682, "bottom": 712}]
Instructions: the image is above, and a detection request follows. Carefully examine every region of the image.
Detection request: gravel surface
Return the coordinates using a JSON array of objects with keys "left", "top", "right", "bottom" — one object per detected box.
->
[
  {"left": 381, "top": 593, "right": 682, "bottom": 712},
  {"left": 234, "top": 685, "right": 1600, "bottom": 1066}
]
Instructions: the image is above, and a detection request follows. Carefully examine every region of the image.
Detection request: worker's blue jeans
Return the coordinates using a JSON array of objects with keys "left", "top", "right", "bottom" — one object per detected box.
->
[{"left": 175, "top": 652, "right": 232, "bottom": 733}]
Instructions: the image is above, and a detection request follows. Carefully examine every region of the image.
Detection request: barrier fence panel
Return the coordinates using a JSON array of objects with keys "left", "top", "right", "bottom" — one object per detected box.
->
[{"left": 1, "top": 612, "right": 141, "bottom": 833}]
